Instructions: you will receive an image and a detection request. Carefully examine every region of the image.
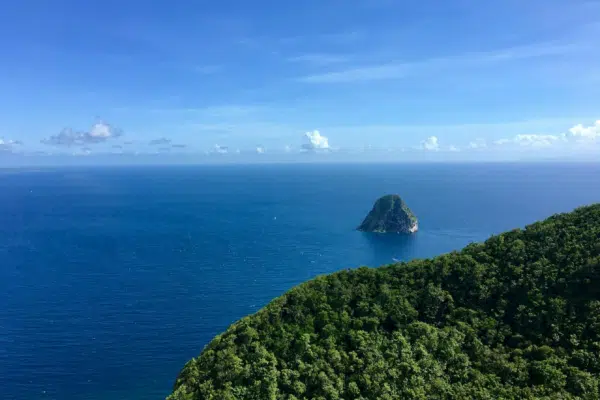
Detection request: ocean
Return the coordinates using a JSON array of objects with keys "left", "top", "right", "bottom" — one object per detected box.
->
[{"left": 1, "top": 163, "right": 599, "bottom": 400}]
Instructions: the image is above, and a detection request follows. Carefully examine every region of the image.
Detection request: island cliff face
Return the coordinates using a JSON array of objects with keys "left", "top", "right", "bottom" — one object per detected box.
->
[{"left": 357, "top": 194, "right": 418, "bottom": 233}]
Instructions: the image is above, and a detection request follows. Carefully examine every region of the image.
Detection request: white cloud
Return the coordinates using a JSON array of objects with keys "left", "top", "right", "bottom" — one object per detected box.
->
[
  {"left": 421, "top": 136, "right": 439, "bottom": 151},
  {"left": 517, "top": 134, "right": 560, "bottom": 147},
  {"left": 448, "top": 145, "right": 460, "bottom": 152},
  {"left": 284, "top": 145, "right": 292, "bottom": 153},
  {"left": 89, "top": 122, "right": 113, "bottom": 138},
  {"left": 302, "top": 130, "right": 330, "bottom": 151},
  {"left": 212, "top": 144, "right": 228, "bottom": 154},
  {"left": 256, "top": 146, "right": 265, "bottom": 154},
  {"left": 42, "top": 121, "right": 123, "bottom": 146},
  {"left": 468, "top": 138, "right": 487, "bottom": 149},
  {"left": 565, "top": 120, "right": 599, "bottom": 141}
]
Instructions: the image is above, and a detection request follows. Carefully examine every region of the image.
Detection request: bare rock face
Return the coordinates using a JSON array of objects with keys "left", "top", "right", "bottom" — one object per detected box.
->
[{"left": 357, "top": 194, "right": 418, "bottom": 234}]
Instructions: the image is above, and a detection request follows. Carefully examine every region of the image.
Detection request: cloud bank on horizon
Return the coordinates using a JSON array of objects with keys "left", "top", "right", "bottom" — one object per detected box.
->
[
  {"left": 494, "top": 120, "right": 600, "bottom": 148},
  {"left": 4, "top": 118, "right": 599, "bottom": 160},
  {"left": 413, "top": 119, "right": 600, "bottom": 154}
]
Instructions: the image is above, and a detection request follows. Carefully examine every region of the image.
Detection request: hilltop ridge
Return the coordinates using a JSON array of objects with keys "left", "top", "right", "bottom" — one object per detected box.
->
[{"left": 169, "top": 204, "right": 600, "bottom": 400}]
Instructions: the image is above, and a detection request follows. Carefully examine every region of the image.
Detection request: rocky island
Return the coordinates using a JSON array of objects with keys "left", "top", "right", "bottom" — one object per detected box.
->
[{"left": 357, "top": 194, "right": 418, "bottom": 233}]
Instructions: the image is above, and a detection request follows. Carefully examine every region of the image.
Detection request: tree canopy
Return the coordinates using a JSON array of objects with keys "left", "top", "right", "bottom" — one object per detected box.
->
[{"left": 168, "top": 204, "right": 600, "bottom": 400}]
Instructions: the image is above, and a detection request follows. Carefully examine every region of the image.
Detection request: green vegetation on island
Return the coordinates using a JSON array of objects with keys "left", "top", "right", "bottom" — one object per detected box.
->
[
  {"left": 357, "top": 194, "right": 418, "bottom": 234},
  {"left": 169, "top": 204, "right": 600, "bottom": 400}
]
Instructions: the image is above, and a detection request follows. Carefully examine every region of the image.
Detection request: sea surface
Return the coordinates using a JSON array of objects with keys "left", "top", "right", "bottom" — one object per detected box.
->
[{"left": 1, "top": 163, "right": 599, "bottom": 400}]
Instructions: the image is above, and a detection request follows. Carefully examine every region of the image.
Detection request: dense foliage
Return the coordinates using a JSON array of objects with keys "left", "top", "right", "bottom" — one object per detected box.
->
[
  {"left": 357, "top": 194, "right": 417, "bottom": 233},
  {"left": 169, "top": 204, "right": 600, "bottom": 400}
]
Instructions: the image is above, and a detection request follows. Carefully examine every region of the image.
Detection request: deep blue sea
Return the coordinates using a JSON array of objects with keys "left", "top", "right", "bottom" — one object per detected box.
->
[{"left": 1, "top": 163, "right": 599, "bottom": 400}]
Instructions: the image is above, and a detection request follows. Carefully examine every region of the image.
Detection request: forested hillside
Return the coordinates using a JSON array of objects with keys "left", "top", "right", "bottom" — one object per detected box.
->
[{"left": 169, "top": 204, "right": 600, "bottom": 400}]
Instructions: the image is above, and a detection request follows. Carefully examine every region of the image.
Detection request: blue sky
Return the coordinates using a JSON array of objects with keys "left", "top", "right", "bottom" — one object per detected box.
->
[{"left": 1, "top": 0, "right": 599, "bottom": 163}]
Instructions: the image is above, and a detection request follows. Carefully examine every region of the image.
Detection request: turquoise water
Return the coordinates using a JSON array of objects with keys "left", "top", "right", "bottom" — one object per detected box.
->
[{"left": 1, "top": 163, "right": 599, "bottom": 399}]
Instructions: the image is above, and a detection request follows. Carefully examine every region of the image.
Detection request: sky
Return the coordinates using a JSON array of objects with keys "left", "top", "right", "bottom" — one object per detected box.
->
[{"left": 1, "top": 0, "right": 599, "bottom": 164}]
